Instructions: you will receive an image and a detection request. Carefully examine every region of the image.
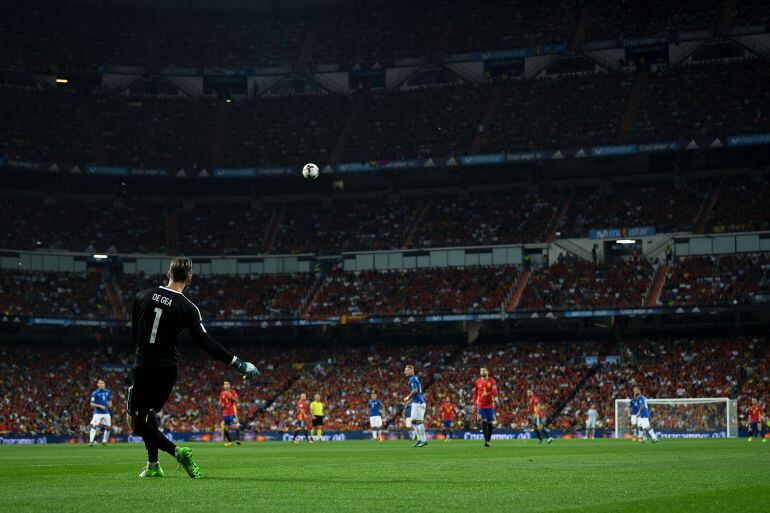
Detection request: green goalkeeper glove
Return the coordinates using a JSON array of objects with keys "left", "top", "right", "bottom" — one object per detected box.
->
[{"left": 232, "top": 357, "right": 260, "bottom": 381}]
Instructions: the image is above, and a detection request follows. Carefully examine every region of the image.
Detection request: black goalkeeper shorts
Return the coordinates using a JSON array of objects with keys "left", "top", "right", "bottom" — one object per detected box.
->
[
  {"left": 312, "top": 416, "right": 324, "bottom": 427},
  {"left": 127, "top": 364, "right": 178, "bottom": 418}
]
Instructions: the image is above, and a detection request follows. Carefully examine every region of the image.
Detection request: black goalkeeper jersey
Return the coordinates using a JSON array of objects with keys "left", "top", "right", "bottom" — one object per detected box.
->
[{"left": 131, "top": 285, "right": 234, "bottom": 367}]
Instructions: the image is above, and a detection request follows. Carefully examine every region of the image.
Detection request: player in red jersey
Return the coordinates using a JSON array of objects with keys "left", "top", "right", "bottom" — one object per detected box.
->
[
  {"left": 527, "top": 389, "right": 554, "bottom": 445},
  {"left": 292, "top": 393, "right": 312, "bottom": 444},
  {"left": 472, "top": 367, "right": 497, "bottom": 447},
  {"left": 218, "top": 381, "right": 241, "bottom": 446},
  {"left": 747, "top": 398, "right": 766, "bottom": 443},
  {"left": 439, "top": 397, "right": 457, "bottom": 442}
]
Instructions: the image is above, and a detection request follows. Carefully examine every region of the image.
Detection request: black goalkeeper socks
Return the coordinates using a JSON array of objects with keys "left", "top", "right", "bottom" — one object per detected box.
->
[
  {"left": 482, "top": 422, "right": 493, "bottom": 442},
  {"left": 142, "top": 424, "right": 175, "bottom": 456},
  {"left": 224, "top": 429, "right": 232, "bottom": 442}
]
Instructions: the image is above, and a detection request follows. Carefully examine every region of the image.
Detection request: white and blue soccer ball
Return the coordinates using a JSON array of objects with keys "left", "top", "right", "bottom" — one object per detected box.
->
[{"left": 302, "top": 162, "right": 319, "bottom": 180}]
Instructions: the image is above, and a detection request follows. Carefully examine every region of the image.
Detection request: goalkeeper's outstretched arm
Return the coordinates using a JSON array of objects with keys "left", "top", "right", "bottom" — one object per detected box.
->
[{"left": 186, "top": 314, "right": 260, "bottom": 381}]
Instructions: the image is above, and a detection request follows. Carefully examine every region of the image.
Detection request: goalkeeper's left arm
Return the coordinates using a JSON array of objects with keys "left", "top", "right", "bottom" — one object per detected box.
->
[{"left": 186, "top": 317, "right": 260, "bottom": 381}]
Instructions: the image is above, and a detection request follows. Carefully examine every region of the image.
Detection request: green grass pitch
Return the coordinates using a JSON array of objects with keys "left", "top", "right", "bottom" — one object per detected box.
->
[{"left": 1, "top": 439, "right": 768, "bottom": 513}]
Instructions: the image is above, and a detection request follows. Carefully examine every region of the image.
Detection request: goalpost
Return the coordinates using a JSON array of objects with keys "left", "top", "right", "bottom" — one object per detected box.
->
[{"left": 614, "top": 397, "right": 738, "bottom": 439}]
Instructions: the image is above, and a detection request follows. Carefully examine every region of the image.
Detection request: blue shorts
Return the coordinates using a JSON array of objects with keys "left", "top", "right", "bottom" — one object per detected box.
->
[
  {"left": 442, "top": 420, "right": 453, "bottom": 428},
  {"left": 750, "top": 422, "right": 761, "bottom": 432},
  {"left": 296, "top": 420, "right": 307, "bottom": 428},
  {"left": 222, "top": 415, "right": 237, "bottom": 426},
  {"left": 478, "top": 408, "right": 495, "bottom": 422},
  {"left": 532, "top": 416, "right": 545, "bottom": 427}
]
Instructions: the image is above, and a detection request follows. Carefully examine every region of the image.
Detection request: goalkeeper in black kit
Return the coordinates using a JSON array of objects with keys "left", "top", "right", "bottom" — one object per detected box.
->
[{"left": 127, "top": 257, "right": 260, "bottom": 479}]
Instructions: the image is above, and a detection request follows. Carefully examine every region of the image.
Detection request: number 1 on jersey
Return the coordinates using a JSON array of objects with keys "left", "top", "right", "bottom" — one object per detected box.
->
[{"left": 149, "top": 307, "right": 163, "bottom": 344}]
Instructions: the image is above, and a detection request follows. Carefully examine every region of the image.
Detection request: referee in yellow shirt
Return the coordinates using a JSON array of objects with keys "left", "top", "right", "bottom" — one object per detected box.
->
[{"left": 309, "top": 394, "right": 324, "bottom": 442}]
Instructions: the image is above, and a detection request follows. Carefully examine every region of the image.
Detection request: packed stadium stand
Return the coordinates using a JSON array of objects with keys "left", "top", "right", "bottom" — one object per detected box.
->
[
  {"left": 0, "top": 269, "right": 108, "bottom": 319},
  {"left": 3, "top": 248, "right": 770, "bottom": 320},
  {"left": 707, "top": 178, "right": 770, "bottom": 234},
  {"left": 5, "top": 0, "right": 768, "bottom": 73},
  {"left": 3, "top": 173, "right": 770, "bottom": 256},
  {"left": 558, "top": 181, "right": 709, "bottom": 238},
  {"left": 585, "top": 0, "right": 724, "bottom": 41},
  {"left": 631, "top": 58, "right": 770, "bottom": 143},
  {"left": 480, "top": 72, "right": 632, "bottom": 154},
  {"left": 271, "top": 197, "right": 416, "bottom": 255},
  {"left": 309, "top": 266, "right": 519, "bottom": 317},
  {"left": 1, "top": 58, "right": 769, "bottom": 171},
  {"left": 519, "top": 256, "right": 653, "bottom": 311},
  {"left": 659, "top": 253, "right": 770, "bottom": 307}
]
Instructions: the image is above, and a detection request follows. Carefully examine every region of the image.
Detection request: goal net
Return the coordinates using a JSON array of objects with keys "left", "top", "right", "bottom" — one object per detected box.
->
[{"left": 614, "top": 398, "right": 738, "bottom": 439}]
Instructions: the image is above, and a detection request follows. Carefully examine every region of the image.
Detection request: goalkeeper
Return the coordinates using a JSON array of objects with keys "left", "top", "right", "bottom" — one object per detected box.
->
[{"left": 127, "top": 257, "right": 260, "bottom": 479}]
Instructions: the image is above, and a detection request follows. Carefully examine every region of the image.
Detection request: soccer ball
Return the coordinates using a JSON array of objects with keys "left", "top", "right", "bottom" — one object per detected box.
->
[{"left": 302, "top": 163, "right": 319, "bottom": 180}]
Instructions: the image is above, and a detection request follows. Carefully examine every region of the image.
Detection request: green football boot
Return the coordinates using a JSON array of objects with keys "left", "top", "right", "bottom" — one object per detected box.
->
[
  {"left": 175, "top": 446, "right": 202, "bottom": 479},
  {"left": 138, "top": 464, "right": 165, "bottom": 478}
]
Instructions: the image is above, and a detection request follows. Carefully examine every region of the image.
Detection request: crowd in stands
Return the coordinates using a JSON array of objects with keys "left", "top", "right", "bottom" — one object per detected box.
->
[
  {"left": 178, "top": 203, "right": 273, "bottom": 255},
  {"left": 659, "top": 253, "right": 770, "bottom": 306},
  {"left": 411, "top": 189, "right": 560, "bottom": 248},
  {"left": 481, "top": 72, "right": 632, "bottom": 153},
  {"left": 585, "top": 0, "right": 723, "bottom": 41},
  {"left": 0, "top": 335, "right": 765, "bottom": 436},
  {"left": 520, "top": 255, "right": 653, "bottom": 311},
  {"left": 310, "top": 266, "right": 518, "bottom": 317},
  {"left": 343, "top": 83, "right": 489, "bottom": 162},
  {"left": 93, "top": 95, "right": 217, "bottom": 171},
  {"left": 272, "top": 197, "right": 416, "bottom": 255},
  {"left": 632, "top": 58, "right": 770, "bottom": 143},
  {"left": 1, "top": 60, "right": 768, "bottom": 170},
  {"left": 739, "top": 348, "right": 770, "bottom": 413},
  {"left": 0, "top": 269, "right": 108, "bottom": 319},
  {"left": 0, "top": 87, "right": 91, "bottom": 165},
  {"left": 224, "top": 94, "right": 352, "bottom": 168},
  {"left": 557, "top": 337, "right": 758, "bottom": 431},
  {"left": 8, "top": 0, "right": 758, "bottom": 73},
  {"left": 5, "top": 248, "right": 770, "bottom": 320},
  {"left": 708, "top": 178, "right": 770, "bottom": 234},
  {"left": 10, "top": 174, "right": 770, "bottom": 257},
  {"left": 0, "top": 196, "right": 167, "bottom": 253},
  {"left": 448, "top": 0, "right": 581, "bottom": 53},
  {"left": 559, "top": 181, "right": 709, "bottom": 238}
]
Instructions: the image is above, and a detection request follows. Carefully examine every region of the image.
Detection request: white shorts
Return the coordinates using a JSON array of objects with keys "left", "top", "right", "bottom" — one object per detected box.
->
[
  {"left": 586, "top": 420, "right": 596, "bottom": 428},
  {"left": 410, "top": 403, "right": 426, "bottom": 422},
  {"left": 637, "top": 417, "right": 651, "bottom": 430},
  {"left": 405, "top": 418, "right": 412, "bottom": 428},
  {"left": 370, "top": 416, "right": 383, "bottom": 428},
  {"left": 630, "top": 415, "right": 638, "bottom": 427},
  {"left": 90, "top": 413, "right": 111, "bottom": 428}
]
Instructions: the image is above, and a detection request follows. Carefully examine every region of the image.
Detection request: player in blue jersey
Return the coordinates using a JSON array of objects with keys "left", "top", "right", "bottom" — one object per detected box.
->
[
  {"left": 633, "top": 386, "right": 658, "bottom": 443},
  {"left": 629, "top": 394, "right": 640, "bottom": 442},
  {"left": 403, "top": 365, "right": 428, "bottom": 447},
  {"left": 368, "top": 392, "right": 384, "bottom": 441},
  {"left": 89, "top": 379, "right": 112, "bottom": 446}
]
